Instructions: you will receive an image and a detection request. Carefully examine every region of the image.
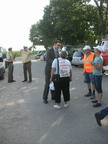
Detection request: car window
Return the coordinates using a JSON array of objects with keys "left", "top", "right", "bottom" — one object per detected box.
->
[{"left": 73, "top": 51, "right": 83, "bottom": 57}]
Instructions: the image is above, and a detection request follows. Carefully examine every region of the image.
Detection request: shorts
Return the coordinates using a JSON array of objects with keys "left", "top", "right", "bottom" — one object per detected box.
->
[
  {"left": 94, "top": 75, "right": 103, "bottom": 93},
  {"left": 84, "top": 72, "right": 94, "bottom": 84}
]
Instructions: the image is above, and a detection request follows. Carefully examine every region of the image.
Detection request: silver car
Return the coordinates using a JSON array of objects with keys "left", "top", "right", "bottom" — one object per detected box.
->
[{"left": 71, "top": 51, "right": 84, "bottom": 67}]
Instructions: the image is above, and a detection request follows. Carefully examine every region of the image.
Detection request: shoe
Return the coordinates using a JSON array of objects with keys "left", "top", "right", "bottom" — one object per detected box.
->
[
  {"left": 93, "top": 103, "right": 102, "bottom": 107},
  {"left": 92, "top": 100, "right": 98, "bottom": 103},
  {"left": 12, "top": 80, "right": 16, "bottom": 82},
  {"left": 22, "top": 80, "right": 27, "bottom": 82},
  {"left": 90, "top": 95, "right": 95, "bottom": 99},
  {"left": 95, "top": 113, "right": 102, "bottom": 126},
  {"left": 28, "top": 81, "right": 32, "bottom": 83},
  {"left": 43, "top": 100, "right": 48, "bottom": 104},
  {"left": 84, "top": 93, "right": 91, "bottom": 97},
  {"left": 53, "top": 104, "right": 61, "bottom": 109},
  {"left": 8, "top": 81, "right": 12, "bottom": 83},
  {"left": 64, "top": 103, "right": 68, "bottom": 108}
]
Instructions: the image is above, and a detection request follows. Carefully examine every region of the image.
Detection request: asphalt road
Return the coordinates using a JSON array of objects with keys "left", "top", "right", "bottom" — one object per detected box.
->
[{"left": 0, "top": 58, "right": 108, "bottom": 144}]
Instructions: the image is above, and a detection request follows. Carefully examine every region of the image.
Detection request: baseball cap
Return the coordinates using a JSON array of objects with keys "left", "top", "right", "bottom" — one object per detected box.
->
[
  {"left": 93, "top": 45, "right": 103, "bottom": 52},
  {"left": 83, "top": 45, "right": 91, "bottom": 50}
]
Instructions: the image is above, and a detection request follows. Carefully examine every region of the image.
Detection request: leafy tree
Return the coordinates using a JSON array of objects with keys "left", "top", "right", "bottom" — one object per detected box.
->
[
  {"left": 93, "top": 0, "right": 108, "bottom": 38},
  {"left": 29, "top": 0, "right": 108, "bottom": 47}
]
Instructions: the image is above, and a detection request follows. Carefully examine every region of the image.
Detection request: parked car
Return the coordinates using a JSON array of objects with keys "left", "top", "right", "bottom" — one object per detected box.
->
[
  {"left": 71, "top": 50, "right": 84, "bottom": 67},
  {"left": 34, "top": 51, "right": 46, "bottom": 59},
  {"left": 62, "top": 45, "right": 75, "bottom": 61}
]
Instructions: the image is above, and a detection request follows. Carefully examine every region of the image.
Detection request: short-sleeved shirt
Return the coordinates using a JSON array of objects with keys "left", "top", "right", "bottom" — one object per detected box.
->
[
  {"left": 93, "top": 56, "right": 103, "bottom": 75},
  {"left": 21, "top": 50, "right": 31, "bottom": 63},
  {"left": 52, "top": 57, "right": 72, "bottom": 77}
]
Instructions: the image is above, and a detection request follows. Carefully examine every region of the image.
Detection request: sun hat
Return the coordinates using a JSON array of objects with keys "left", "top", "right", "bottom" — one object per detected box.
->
[
  {"left": 83, "top": 45, "right": 91, "bottom": 50},
  {"left": 93, "top": 45, "right": 103, "bottom": 52}
]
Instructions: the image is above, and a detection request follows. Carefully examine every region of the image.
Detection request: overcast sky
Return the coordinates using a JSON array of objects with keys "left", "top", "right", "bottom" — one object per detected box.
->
[{"left": 0, "top": 0, "right": 50, "bottom": 50}]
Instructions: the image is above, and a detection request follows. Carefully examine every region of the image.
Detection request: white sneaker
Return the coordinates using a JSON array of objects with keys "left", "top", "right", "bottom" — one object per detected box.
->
[
  {"left": 53, "top": 104, "right": 61, "bottom": 109},
  {"left": 64, "top": 103, "right": 68, "bottom": 108}
]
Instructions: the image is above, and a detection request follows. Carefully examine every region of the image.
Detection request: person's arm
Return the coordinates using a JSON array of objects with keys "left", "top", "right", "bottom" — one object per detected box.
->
[
  {"left": 28, "top": 49, "right": 32, "bottom": 55},
  {"left": 70, "top": 70, "right": 72, "bottom": 81},
  {"left": 46, "top": 49, "right": 54, "bottom": 64},
  {"left": 90, "top": 58, "right": 103, "bottom": 70},
  {"left": 93, "top": 63, "right": 102, "bottom": 70},
  {"left": 50, "top": 67, "right": 56, "bottom": 81}
]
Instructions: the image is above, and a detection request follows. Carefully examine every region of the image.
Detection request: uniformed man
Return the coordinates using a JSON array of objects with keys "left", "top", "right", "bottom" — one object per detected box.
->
[
  {"left": 20, "top": 46, "right": 32, "bottom": 83},
  {"left": 6, "top": 47, "right": 16, "bottom": 83}
]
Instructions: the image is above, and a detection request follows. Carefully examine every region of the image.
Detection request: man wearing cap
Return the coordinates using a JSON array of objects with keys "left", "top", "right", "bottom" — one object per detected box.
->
[
  {"left": 83, "top": 45, "right": 95, "bottom": 98},
  {"left": 20, "top": 46, "right": 32, "bottom": 83},
  {"left": 90, "top": 46, "right": 103, "bottom": 107},
  {"left": 6, "top": 47, "right": 16, "bottom": 83}
]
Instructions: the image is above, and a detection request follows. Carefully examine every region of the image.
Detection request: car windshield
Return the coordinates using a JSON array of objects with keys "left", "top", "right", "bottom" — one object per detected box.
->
[{"left": 73, "top": 51, "right": 83, "bottom": 57}]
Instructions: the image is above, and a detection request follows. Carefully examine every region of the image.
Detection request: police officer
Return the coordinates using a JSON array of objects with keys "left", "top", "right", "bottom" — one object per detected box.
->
[
  {"left": 20, "top": 46, "right": 32, "bottom": 83},
  {"left": 6, "top": 47, "right": 16, "bottom": 83}
]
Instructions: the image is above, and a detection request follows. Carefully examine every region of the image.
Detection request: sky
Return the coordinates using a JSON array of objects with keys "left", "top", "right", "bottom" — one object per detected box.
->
[{"left": 0, "top": 0, "right": 50, "bottom": 51}]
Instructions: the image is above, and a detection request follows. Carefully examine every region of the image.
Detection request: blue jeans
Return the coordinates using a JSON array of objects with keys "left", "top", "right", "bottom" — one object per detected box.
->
[{"left": 97, "top": 106, "right": 108, "bottom": 119}]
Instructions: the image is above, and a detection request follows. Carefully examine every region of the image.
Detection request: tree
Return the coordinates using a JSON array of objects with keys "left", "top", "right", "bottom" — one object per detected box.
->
[
  {"left": 93, "top": 0, "right": 108, "bottom": 38},
  {"left": 29, "top": 0, "right": 108, "bottom": 47}
]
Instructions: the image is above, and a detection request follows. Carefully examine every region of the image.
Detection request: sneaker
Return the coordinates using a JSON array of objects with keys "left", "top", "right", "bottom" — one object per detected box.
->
[
  {"left": 64, "top": 103, "right": 68, "bottom": 108},
  {"left": 53, "top": 104, "right": 61, "bottom": 109},
  {"left": 92, "top": 100, "right": 98, "bottom": 103},
  {"left": 95, "top": 113, "right": 102, "bottom": 126},
  {"left": 93, "top": 103, "right": 102, "bottom": 107},
  {"left": 84, "top": 93, "right": 91, "bottom": 97}
]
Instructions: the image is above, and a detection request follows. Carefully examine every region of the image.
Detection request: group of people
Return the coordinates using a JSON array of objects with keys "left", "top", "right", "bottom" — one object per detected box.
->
[
  {"left": 83, "top": 45, "right": 108, "bottom": 126},
  {"left": 83, "top": 45, "right": 103, "bottom": 108},
  {"left": 43, "top": 41, "right": 108, "bottom": 126},
  {"left": 6, "top": 41, "right": 108, "bottom": 126},
  {"left": 6, "top": 46, "right": 32, "bottom": 83}
]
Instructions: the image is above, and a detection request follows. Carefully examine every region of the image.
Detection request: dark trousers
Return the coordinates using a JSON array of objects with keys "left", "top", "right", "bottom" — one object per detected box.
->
[
  {"left": 54, "top": 77, "right": 70, "bottom": 103},
  {"left": 98, "top": 106, "right": 108, "bottom": 119},
  {"left": 8, "top": 62, "right": 14, "bottom": 82},
  {"left": 94, "top": 75, "right": 103, "bottom": 93},
  {"left": 23, "top": 61, "right": 32, "bottom": 81},
  {"left": 43, "top": 74, "right": 55, "bottom": 100}
]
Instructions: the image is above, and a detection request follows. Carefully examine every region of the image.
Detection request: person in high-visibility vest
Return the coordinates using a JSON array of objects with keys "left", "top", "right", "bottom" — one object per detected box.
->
[{"left": 83, "top": 45, "right": 95, "bottom": 98}]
